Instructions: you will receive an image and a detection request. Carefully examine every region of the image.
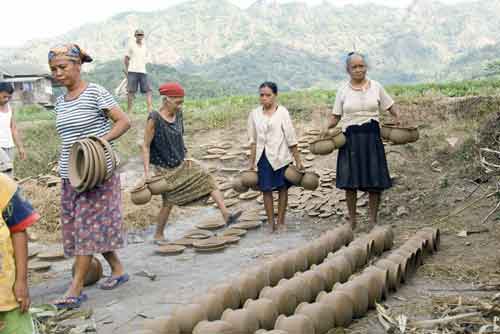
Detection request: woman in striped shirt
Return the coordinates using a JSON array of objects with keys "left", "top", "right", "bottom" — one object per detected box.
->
[{"left": 48, "top": 44, "right": 131, "bottom": 309}]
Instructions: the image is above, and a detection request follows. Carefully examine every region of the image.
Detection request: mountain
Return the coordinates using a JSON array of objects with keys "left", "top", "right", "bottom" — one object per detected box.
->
[{"left": 2, "top": 0, "right": 500, "bottom": 95}]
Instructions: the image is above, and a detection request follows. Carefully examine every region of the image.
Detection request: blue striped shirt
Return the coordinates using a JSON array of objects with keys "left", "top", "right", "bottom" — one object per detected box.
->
[{"left": 55, "top": 83, "right": 118, "bottom": 179}]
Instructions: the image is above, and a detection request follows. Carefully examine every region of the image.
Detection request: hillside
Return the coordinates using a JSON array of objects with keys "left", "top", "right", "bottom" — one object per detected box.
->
[{"left": 3, "top": 0, "right": 500, "bottom": 92}]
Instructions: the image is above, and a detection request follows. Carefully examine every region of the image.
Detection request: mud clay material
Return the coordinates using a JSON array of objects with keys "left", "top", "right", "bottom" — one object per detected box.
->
[
  {"left": 259, "top": 286, "right": 298, "bottom": 316},
  {"left": 335, "top": 224, "right": 354, "bottom": 244},
  {"left": 324, "top": 255, "right": 352, "bottom": 283},
  {"left": 352, "top": 272, "right": 384, "bottom": 308},
  {"left": 247, "top": 266, "right": 271, "bottom": 293},
  {"left": 155, "top": 245, "right": 186, "bottom": 256},
  {"left": 235, "top": 273, "right": 259, "bottom": 305},
  {"left": 298, "top": 271, "right": 326, "bottom": 298},
  {"left": 231, "top": 221, "right": 262, "bottom": 230},
  {"left": 193, "top": 320, "right": 236, "bottom": 334},
  {"left": 386, "top": 253, "right": 410, "bottom": 282},
  {"left": 171, "top": 238, "right": 195, "bottom": 247},
  {"left": 278, "top": 277, "right": 312, "bottom": 304},
  {"left": 244, "top": 298, "right": 279, "bottom": 330},
  {"left": 374, "top": 259, "right": 402, "bottom": 291},
  {"left": 311, "top": 263, "right": 340, "bottom": 290},
  {"left": 172, "top": 304, "right": 208, "bottom": 334},
  {"left": 194, "top": 245, "right": 227, "bottom": 253},
  {"left": 239, "top": 191, "right": 260, "bottom": 200},
  {"left": 362, "top": 266, "right": 389, "bottom": 301},
  {"left": 315, "top": 291, "right": 354, "bottom": 327},
  {"left": 331, "top": 249, "right": 357, "bottom": 272},
  {"left": 72, "top": 257, "right": 103, "bottom": 286},
  {"left": 221, "top": 309, "right": 259, "bottom": 334},
  {"left": 195, "top": 220, "right": 226, "bottom": 230},
  {"left": 279, "top": 254, "right": 296, "bottom": 279},
  {"left": 335, "top": 281, "right": 369, "bottom": 318},
  {"left": 220, "top": 235, "right": 240, "bottom": 244},
  {"left": 184, "top": 229, "right": 214, "bottom": 239},
  {"left": 192, "top": 293, "right": 225, "bottom": 321},
  {"left": 275, "top": 314, "right": 316, "bottom": 334},
  {"left": 266, "top": 258, "right": 286, "bottom": 287},
  {"left": 143, "top": 317, "right": 180, "bottom": 334},
  {"left": 221, "top": 228, "right": 247, "bottom": 237},
  {"left": 295, "top": 302, "right": 335, "bottom": 334}
]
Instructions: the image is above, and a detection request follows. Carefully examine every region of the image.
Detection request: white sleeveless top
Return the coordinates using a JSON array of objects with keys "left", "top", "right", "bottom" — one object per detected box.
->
[{"left": 0, "top": 104, "right": 14, "bottom": 148}]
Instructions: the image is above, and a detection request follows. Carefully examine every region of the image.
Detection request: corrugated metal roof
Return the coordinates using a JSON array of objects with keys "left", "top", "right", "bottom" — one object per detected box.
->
[
  {"left": 2, "top": 77, "right": 45, "bottom": 83},
  {"left": 1, "top": 63, "right": 49, "bottom": 77}
]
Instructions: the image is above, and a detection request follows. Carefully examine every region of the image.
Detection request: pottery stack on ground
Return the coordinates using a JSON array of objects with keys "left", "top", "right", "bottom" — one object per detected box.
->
[
  {"left": 243, "top": 298, "right": 280, "bottom": 330},
  {"left": 315, "top": 290, "right": 354, "bottom": 327},
  {"left": 171, "top": 304, "right": 208, "bottom": 334},
  {"left": 274, "top": 314, "right": 316, "bottom": 334},
  {"left": 221, "top": 308, "right": 259, "bottom": 334},
  {"left": 192, "top": 320, "right": 236, "bottom": 334},
  {"left": 295, "top": 302, "right": 335, "bottom": 334},
  {"left": 191, "top": 293, "right": 225, "bottom": 321}
]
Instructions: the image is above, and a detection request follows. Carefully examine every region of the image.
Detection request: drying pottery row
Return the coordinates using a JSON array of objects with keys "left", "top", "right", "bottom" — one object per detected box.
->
[{"left": 69, "top": 137, "right": 117, "bottom": 193}]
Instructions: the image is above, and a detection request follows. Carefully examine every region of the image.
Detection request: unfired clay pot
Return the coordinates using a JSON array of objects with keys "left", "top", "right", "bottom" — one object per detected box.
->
[
  {"left": 324, "top": 255, "right": 352, "bottom": 283},
  {"left": 295, "top": 302, "right": 335, "bottom": 334},
  {"left": 372, "top": 226, "right": 394, "bottom": 251},
  {"left": 279, "top": 253, "right": 297, "bottom": 279},
  {"left": 209, "top": 283, "right": 241, "bottom": 310},
  {"left": 349, "top": 238, "right": 371, "bottom": 263},
  {"left": 284, "top": 165, "right": 304, "bottom": 185},
  {"left": 191, "top": 292, "right": 225, "bottom": 321},
  {"left": 130, "top": 184, "right": 152, "bottom": 205},
  {"left": 274, "top": 314, "right": 316, "bottom": 334},
  {"left": 259, "top": 286, "right": 298, "bottom": 316},
  {"left": 243, "top": 298, "right": 279, "bottom": 330},
  {"left": 171, "top": 304, "right": 208, "bottom": 334},
  {"left": 374, "top": 259, "right": 402, "bottom": 291},
  {"left": 393, "top": 249, "right": 416, "bottom": 277},
  {"left": 332, "top": 248, "right": 357, "bottom": 271},
  {"left": 351, "top": 272, "right": 384, "bottom": 309},
  {"left": 309, "top": 138, "right": 335, "bottom": 155},
  {"left": 235, "top": 273, "right": 259, "bottom": 305},
  {"left": 300, "top": 172, "right": 320, "bottom": 191},
  {"left": 247, "top": 266, "right": 271, "bottom": 293},
  {"left": 311, "top": 263, "right": 340, "bottom": 291},
  {"left": 221, "top": 309, "right": 259, "bottom": 334},
  {"left": 240, "top": 170, "right": 259, "bottom": 188},
  {"left": 279, "top": 276, "right": 312, "bottom": 304},
  {"left": 289, "top": 248, "right": 309, "bottom": 273},
  {"left": 415, "top": 230, "right": 436, "bottom": 254},
  {"left": 367, "top": 228, "right": 386, "bottom": 256},
  {"left": 386, "top": 253, "right": 410, "bottom": 283},
  {"left": 335, "top": 281, "right": 369, "bottom": 318},
  {"left": 299, "top": 271, "right": 327, "bottom": 298},
  {"left": 420, "top": 227, "right": 440, "bottom": 251},
  {"left": 316, "top": 291, "right": 354, "bottom": 327},
  {"left": 71, "top": 256, "right": 103, "bottom": 287},
  {"left": 322, "top": 230, "right": 344, "bottom": 253},
  {"left": 231, "top": 177, "right": 249, "bottom": 193},
  {"left": 267, "top": 258, "right": 286, "bottom": 287},
  {"left": 192, "top": 320, "right": 236, "bottom": 334},
  {"left": 147, "top": 175, "right": 169, "bottom": 195},
  {"left": 143, "top": 316, "right": 180, "bottom": 334},
  {"left": 335, "top": 224, "right": 354, "bottom": 244},
  {"left": 255, "top": 331, "right": 289, "bottom": 334},
  {"left": 347, "top": 244, "right": 368, "bottom": 268},
  {"left": 363, "top": 266, "right": 389, "bottom": 300}
]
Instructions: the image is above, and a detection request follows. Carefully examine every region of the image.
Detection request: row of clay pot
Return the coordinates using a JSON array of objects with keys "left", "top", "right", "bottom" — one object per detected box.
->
[{"left": 262, "top": 227, "right": 440, "bottom": 334}]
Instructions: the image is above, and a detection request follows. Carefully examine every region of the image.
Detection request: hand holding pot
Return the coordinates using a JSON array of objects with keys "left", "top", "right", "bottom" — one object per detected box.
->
[{"left": 295, "top": 160, "right": 304, "bottom": 172}]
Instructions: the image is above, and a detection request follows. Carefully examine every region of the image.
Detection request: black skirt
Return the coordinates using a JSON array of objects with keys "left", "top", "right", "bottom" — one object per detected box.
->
[{"left": 336, "top": 120, "right": 392, "bottom": 192}]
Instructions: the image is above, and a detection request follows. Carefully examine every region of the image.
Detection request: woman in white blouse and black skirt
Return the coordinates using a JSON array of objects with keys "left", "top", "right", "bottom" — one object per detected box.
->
[
  {"left": 248, "top": 82, "right": 303, "bottom": 231},
  {"left": 325, "top": 52, "right": 401, "bottom": 231}
]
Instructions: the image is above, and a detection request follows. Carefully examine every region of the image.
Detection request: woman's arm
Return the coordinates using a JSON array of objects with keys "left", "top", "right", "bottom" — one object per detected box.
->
[
  {"left": 290, "top": 145, "right": 304, "bottom": 170},
  {"left": 248, "top": 112, "right": 257, "bottom": 170},
  {"left": 10, "top": 113, "right": 26, "bottom": 160},
  {"left": 101, "top": 106, "right": 131, "bottom": 142},
  {"left": 142, "top": 119, "right": 155, "bottom": 179},
  {"left": 327, "top": 115, "right": 341, "bottom": 129},
  {"left": 12, "top": 231, "right": 30, "bottom": 312},
  {"left": 387, "top": 105, "right": 401, "bottom": 124}
]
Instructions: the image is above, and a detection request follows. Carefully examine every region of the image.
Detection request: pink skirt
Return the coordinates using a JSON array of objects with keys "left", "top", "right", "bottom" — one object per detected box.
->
[{"left": 60, "top": 173, "right": 126, "bottom": 256}]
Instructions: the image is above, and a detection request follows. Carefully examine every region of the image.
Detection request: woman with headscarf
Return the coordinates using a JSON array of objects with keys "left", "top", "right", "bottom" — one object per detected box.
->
[
  {"left": 324, "top": 52, "right": 400, "bottom": 230},
  {"left": 247, "top": 82, "right": 303, "bottom": 232},
  {"left": 48, "top": 44, "right": 131, "bottom": 308},
  {"left": 142, "top": 82, "right": 241, "bottom": 243}
]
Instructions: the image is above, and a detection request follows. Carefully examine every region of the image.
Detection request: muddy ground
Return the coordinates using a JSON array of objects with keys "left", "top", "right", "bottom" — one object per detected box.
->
[{"left": 25, "top": 96, "right": 500, "bottom": 333}]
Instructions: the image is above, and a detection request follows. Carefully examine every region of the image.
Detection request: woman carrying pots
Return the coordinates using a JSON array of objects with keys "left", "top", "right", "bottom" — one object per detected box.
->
[
  {"left": 324, "top": 52, "right": 400, "bottom": 230},
  {"left": 248, "top": 82, "right": 303, "bottom": 231},
  {"left": 142, "top": 82, "right": 241, "bottom": 244},
  {"left": 48, "top": 44, "right": 131, "bottom": 308}
]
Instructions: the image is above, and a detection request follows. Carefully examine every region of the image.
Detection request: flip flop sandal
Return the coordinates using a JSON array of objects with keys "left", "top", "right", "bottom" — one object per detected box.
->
[
  {"left": 54, "top": 293, "right": 88, "bottom": 309},
  {"left": 226, "top": 210, "right": 243, "bottom": 226},
  {"left": 99, "top": 273, "right": 130, "bottom": 290},
  {"left": 153, "top": 239, "right": 170, "bottom": 246}
]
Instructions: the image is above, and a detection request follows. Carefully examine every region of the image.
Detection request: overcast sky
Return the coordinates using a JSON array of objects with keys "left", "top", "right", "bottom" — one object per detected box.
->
[{"left": 2, "top": 0, "right": 468, "bottom": 47}]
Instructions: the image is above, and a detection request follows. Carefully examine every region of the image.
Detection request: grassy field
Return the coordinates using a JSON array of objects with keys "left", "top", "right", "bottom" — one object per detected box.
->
[{"left": 12, "top": 78, "right": 500, "bottom": 178}]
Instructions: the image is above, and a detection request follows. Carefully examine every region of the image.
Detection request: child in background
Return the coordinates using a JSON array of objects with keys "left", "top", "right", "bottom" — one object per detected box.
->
[{"left": 0, "top": 173, "right": 39, "bottom": 333}]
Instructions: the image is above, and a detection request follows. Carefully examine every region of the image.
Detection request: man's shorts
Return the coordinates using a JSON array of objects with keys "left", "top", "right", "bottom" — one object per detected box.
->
[{"left": 127, "top": 72, "right": 151, "bottom": 94}]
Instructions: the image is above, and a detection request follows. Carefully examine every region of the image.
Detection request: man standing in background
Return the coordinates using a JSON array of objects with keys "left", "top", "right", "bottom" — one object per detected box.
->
[{"left": 124, "top": 29, "right": 152, "bottom": 113}]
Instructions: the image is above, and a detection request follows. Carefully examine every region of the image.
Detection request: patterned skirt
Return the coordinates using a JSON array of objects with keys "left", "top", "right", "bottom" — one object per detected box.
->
[
  {"left": 61, "top": 173, "right": 125, "bottom": 256},
  {"left": 153, "top": 160, "right": 217, "bottom": 206},
  {"left": 336, "top": 120, "right": 392, "bottom": 193}
]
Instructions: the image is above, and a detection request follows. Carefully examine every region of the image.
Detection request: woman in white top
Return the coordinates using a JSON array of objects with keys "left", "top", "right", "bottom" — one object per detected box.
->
[
  {"left": 0, "top": 82, "right": 26, "bottom": 177},
  {"left": 248, "top": 82, "right": 303, "bottom": 231},
  {"left": 325, "top": 52, "right": 400, "bottom": 230}
]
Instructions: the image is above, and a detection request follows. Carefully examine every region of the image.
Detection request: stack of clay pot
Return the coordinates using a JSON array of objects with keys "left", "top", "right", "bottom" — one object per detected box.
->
[
  {"left": 69, "top": 136, "right": 118, "bottom": 193},
  {"left": 381, "top": 123, "right": 419, "bottom": 145}
]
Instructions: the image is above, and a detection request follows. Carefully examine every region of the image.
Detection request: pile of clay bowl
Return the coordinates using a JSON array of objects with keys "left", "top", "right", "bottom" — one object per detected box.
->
[
  {"left": 381, "top": 123, "right": 419, "bottom": 145},
  {"left": 69, "top": 136, "right": 117, "bottom": 193},
  {"left": 193, "top": 237, "right": 227, "bottom": 253}
]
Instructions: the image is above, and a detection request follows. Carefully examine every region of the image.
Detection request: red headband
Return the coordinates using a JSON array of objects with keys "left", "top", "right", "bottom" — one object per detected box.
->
[{"left": 159, "top": 82, "right": 185, "bottom": 97}]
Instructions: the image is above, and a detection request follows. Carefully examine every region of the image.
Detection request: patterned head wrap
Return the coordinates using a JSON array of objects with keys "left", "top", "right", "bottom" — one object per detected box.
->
[
  {"left": 48, "top": 44, "right": 93, "bottom": 64},
  {"left": 159, "top": 82, "right": 185, "bottom": 97}
]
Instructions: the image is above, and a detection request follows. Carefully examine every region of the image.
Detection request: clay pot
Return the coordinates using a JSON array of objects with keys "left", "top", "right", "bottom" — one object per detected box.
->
[
  {"left": 295, "top": 302, "right": 335, "bottom": 334},
  {"left": 231, "top": 177, "right": 249, "bottom": 193},
  {"left": 221, "top": 309, "right": 259, "bottom": 334},
  {"left": 255, "top": 331, "right": 288, "bottom": 334},
  {"left": 384, "top": 125, "right": 419, "bottom": 145},
  {"left": 71, "top": 257, "right": 103, "bottom": 287},
  {"left": 363, "top": 266, "right": 389, "bottom": 300},
  {"left": 209, "top": 283, "right": 241, "bottom": 310},
  {"left": 193, "top": 320, "right": 236, "bottom": 334},
  {"left": 315, "top": 291, "right": 354, "bottom": 327},
  {"left": 349, "top": 238, "right": 371, "bottom": 263},
  {"left": 372, "top": 226, "right": 394, "bottom": 251},
  {"left": 335, "top": 281, "right": 369, "bottom": 318},
  {"left": 380, "top": 124, "right": 392, "bottom": 140},
  {"left": 243, "top": 298, "right": 279, "bottom": 330},
  {"left": 279, "top": 253, "right": 297, "bottom": 279},
  {"left": 289, "top": 248, "right": 309, "bottom": 273},
  {"left": 328, "top": 127, "right": 347, "bottom": 149},
  {"left": 393, "top": 249, "right": 416, "bottom": 277},
  {"left": 267, "top": 258, "right": 286, "bottom": 287},
  {"left": 420, "top": 227, "right": 440, "bottom": 251},
  {"left": 284, "top": 165, "right": 304, "bottom": 185},
  {"left": 386, "top": 253, "right": 410, "bottom": 283},
  {"left": 131, "top": 184, "right": 152, "bottom": 205},
  {"left": 172, "top": 304, "right": 208, "bottom": 334},
  {"left": 304, "top": 243, "right": 323, "bottom": 266},
  {"left": 309, "top": 138, "right": 335, "bottom": 155},
  {"left": 143, "top": 316, "right": 180, "bottom": 334},
  {"left": 274, "top": 314, "right": 316, "bottom": 334},
  {"left": 348, "top": 244, "right": 368, "bottom": 268},
  {"left": 352, "top": 272, "right": 384, "bottom": 309},
  {"left": 235, "top": 273, "right": 259, "bottom": 305},
  {"left": 278, "top": 276, "right": 312, "bottom": 304},
  {"left": 191, "top": 293, "right": 225, "bottom": 321},
  {"left": 300, "top": 172, "right": 320, "bottom": 191},
  {"left": 324, "top": 255, "right": 352, "bottom": 283},
  {"left": 240, "top": 170, "right": 259, "bottom": 188},
  {"left": 147, "top": 175, "right": 169, "bottom": 195},
  {"left": 400, "top": 244, "right": 424, "bottom": 268},
  {"left": 311, "top": 263, "right": 340, "bottom": 291},
  {"left": 247, "top": 266, "right": 271, "bottom": 293},
  {"left": 367, "top": 228, "right": 386, "bottom": 256},
  {"left": 299, "top": 270, "right": 327, "bottom": 298},
  {"left": 322, "top": 230, "right": 344, "bottom": 253},
  {"left": 374, "top": 259, "right": 402, "bottom": 291},
  {"left": 259, "top": 286, "right": 298, "bottom": 316},
  {"left": 335, "top": 224, "right": 354, "bottom": 244},
  {"left": 406, "top": 237, "right": 427, "bottom": 252},
  {"left": 332, "top": 248, "right": 357, "bottom": 271},
  {"left": 415, "top": 231, "right": 436, "bottom": 254}
]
